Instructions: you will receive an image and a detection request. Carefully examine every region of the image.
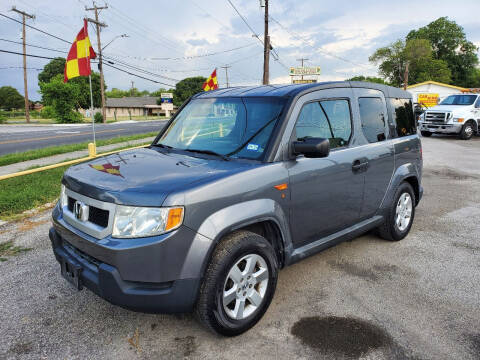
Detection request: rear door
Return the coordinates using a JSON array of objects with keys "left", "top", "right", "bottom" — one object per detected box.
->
[{"left": 352, "top": 88, "right": 395, "bottom": 219}]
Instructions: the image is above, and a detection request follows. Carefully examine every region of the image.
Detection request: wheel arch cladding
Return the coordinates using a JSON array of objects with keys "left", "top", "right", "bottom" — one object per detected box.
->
[
  {"left": 380, "top": 163, "right": 420, "bottom": 211},
  {"left": 190, "top": 199, "right": 291, "bottom": 281}
]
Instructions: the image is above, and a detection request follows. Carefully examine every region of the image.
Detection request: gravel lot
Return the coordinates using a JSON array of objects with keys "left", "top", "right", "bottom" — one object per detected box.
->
[{"left": 0, "top": 135, "right": 479, "bottom": 360}]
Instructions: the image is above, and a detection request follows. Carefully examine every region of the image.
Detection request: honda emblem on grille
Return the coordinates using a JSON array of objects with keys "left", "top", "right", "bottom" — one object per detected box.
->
[{"left": 73, "top": 201, "right": 89, "bottom": 222}]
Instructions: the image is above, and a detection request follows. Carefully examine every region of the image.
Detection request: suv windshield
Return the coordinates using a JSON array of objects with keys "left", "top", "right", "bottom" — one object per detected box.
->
[
  {"left": 439, "top": 95, "right": 477, "bottom": 105},
  {"left": 156, "top": 97, "right": 286, "bottom": 160}
]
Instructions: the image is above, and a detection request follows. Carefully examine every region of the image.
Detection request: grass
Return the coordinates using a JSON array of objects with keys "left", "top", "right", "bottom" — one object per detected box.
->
[
  {"left": 0, "top": 240, "right": 32, "bottom": 261},
  {"left": 0, "top": 132, "right": 157, "bottom": 167},
  {"left": 0, "top": 140, "right": 152, "bottom": 220},
  {"left": 0, "top": 165, "right": 67, "bottom": 220},
  {"left": 0, "top": 165, "right": 68, "bottom": 220}
]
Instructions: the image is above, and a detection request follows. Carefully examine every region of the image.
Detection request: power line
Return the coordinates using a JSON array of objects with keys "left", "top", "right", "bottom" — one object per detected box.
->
[
  {"left": 103, "top": 55, "right": 180, "bottom": 82},
  {"left": 0, "top": 12, "right": 70, "bottom": 44},
  {"left": 0, "top": 66, "right": 43, "bottom": 70},
  {"left": 0, "top": 38, "right": 67, "bottom": 54},
  {"left": 103, "top": 63, "right": 175, "bottom": 87},
  {"left": 269, "top": 15, "right": 372, "bottom": 70},
  {"left": 0, "top": 49, "right": 56, "bottom": 60},
  {"left": 225, "top": 0, "right": 263, "bottom": 46}
]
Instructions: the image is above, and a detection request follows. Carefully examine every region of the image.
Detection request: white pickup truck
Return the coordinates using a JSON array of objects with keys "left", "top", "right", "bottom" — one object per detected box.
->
[{"left": 418, "top": 93, "right": 480, "bottom": 140}]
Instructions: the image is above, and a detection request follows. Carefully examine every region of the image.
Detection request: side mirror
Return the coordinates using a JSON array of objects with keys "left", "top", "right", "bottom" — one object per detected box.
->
[{"left": 292, "top": 137, "right": 330, "bottom": 158}]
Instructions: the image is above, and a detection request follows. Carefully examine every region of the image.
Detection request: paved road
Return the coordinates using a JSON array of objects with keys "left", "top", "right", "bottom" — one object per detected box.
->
[
  {"left": 0, "top": 120, "right": 167, "bottom": 156},
  {"left": 0, "top": 136, "right": 479, "bottom": 359}
]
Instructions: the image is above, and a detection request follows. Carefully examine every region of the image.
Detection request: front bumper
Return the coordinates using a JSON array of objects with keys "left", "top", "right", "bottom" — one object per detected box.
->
[
  {"left": 419, "top": 122, "right": 462, "bottom": 134},
  {"left": 49, "top": 204, "right": 209, "bottom": 313}
]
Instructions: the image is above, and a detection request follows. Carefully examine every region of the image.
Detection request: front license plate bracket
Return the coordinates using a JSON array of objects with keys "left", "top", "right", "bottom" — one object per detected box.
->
[{"left": 61, "top": 258, "right": 83, "bottom": 290}]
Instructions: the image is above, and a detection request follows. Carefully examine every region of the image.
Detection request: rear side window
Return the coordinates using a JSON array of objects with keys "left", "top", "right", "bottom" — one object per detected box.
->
[
  {"left": 358, "top": 97, "right": 386, "bottom": 143},
  {"left": 388, "top": 98, "right": 416, "bottom": 137},
  {"left": 295, "top": 99, "right": 352, "bottom": 149}
]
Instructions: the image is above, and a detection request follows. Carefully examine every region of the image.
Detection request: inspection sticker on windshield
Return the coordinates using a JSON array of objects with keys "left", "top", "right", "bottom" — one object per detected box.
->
[{"left": 247, "top": 143, "right": 259, "bottom": 151}]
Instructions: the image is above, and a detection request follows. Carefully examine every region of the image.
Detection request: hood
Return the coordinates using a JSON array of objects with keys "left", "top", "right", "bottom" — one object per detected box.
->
[
  {"left": 428, "top": 105, "right": 473, "bottom": 113},
  {"left": 63, "top": 147, "right": 255, "bottom": 206}
]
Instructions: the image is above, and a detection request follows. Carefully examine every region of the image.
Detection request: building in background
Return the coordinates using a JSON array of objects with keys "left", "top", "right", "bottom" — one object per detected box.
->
[{"left": 407, "top": 81, "right": 466, "bottom": 107}]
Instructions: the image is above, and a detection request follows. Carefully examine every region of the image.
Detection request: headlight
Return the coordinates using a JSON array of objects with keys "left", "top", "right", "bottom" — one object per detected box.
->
[
  {"left": 453, "top": 118, "right": 464, "bottom": 123},
  {"left": 60, "top": 184, "right": 68, "bottom": 208},
  {"left": 112, "top": 206, "right": 184, "bottom": 238}
]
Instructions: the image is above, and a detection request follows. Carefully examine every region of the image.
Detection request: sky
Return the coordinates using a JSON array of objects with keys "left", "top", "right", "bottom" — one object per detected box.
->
[{"left": 0, "top": 0, "right": 479, "bottom": 101}]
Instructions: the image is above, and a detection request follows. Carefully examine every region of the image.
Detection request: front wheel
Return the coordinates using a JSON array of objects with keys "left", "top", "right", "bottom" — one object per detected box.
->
[
  {"left": 377, "top": 182, "right": 416, "bottom": 241},
  {"left": 195, "top": 231, "right": 278, "bottom": 336},
  {"left": 459, "top": 121, "right": 475, "bottom": 140},
  {"left": 420, "top": 131, "right": 432, "bottom": 137}
]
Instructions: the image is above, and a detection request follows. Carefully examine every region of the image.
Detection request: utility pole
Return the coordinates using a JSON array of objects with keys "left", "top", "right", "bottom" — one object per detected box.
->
[
  {"left": 403, "top": 62, "right": 409, "bottom": 90},
  {"left": 11, "top": 6, "right": 35, "bottom": 123},
  {"left": 297, "top": 58, "right": 309, "bottom": 81},
  {"left": 86, "top": 2, "right": 108, "bottom": 123},
  {"left": 262, "top": 0, "right": 269, "bottom": 85},
  {"left": 221, "top": 65, "right": 231, "bottom": 88},
  {"left": 131, "top": 80, "right": 134, "bottom": 96}
]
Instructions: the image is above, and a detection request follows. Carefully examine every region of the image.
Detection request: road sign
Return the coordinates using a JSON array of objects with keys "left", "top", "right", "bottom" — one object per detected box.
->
[
  {"left": 293, "top": 79, "right": 317, "bottom": 84},
  {"left": 289, "top": 66, "right": 321, "bottom": 76}
]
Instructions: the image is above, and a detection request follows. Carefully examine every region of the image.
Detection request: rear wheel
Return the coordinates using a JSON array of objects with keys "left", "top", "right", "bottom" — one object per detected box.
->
[
  {"left": 195, "top": 231, "right": 278, "bottom": 336},
  {"left": 459, "top": 121, "right": 475, "bottom": 140},
  {"left": 377, "top": 182, "right": 415, "bottom": 241},
  {"left": 420, "top": 131, "right": 432, "bottom": 137}
]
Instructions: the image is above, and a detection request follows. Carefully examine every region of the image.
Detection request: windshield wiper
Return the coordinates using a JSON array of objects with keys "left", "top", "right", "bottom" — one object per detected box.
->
[
  {"left": 183, "top": 148, "right": 230, "bottom": 161},
  {"left": 152, "top": 143, "right": 173, "bottom": 150}
]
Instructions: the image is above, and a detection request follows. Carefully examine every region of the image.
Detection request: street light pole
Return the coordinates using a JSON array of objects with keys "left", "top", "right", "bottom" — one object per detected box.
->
[{"left": 102, "top": 34, "right": 128, "bottom": 51}]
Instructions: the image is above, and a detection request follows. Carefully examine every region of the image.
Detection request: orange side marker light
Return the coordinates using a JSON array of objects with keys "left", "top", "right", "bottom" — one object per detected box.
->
[{"left": 274, "top": 183, "right": 288, "bottom": 191}]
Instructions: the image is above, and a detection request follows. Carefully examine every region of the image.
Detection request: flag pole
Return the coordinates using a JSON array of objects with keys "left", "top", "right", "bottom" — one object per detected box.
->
[
  {"left": 84, "top": 18, "right": 96, "bottom": 147},
  {"left": 88, "top": 74, "right": 96, "bottom": 145}
]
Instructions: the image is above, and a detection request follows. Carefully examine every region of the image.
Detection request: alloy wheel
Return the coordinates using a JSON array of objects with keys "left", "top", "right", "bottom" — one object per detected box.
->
[{"left": 222, "top": 254, "right": 269, "bottom": 320}]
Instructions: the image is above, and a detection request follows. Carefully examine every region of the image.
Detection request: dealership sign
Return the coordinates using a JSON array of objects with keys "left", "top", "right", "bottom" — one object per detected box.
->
[
  {"left": 289, "top": 66, "right": 321, "bottom": 76},
  {"left": 417, "top": 93, "right": 439, "bottom": 107}
]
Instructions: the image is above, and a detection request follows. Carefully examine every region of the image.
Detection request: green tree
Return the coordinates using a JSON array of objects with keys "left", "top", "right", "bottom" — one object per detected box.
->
[
  {"left": 38, "top": 57, "right": 65, "bottom": 83},
  {"left": 0, "top": 86, "right": 24, "bottom": 110},
  {"left": 406, "top": 17, "right": 479, "bottom": 87},
  {"left": 39, "top": 74, "right": 83, "bottom": 123},
  {"left": 38, "top": 58, "right": 104, "bottom": 108},
  {"left": 106, "top": 87, "right": 152, "bottom": 98},
  {"left": 369, "top": 38, "right": 451, "bottom": 87},
  {"left": 347, "top": 76, "right": 389, "bottom": 85},
  {"left": 173, "top": 76, "right": 206, "bottom": 106}
]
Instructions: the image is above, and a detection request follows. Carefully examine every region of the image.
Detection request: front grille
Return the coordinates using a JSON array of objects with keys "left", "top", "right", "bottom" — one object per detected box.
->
[
  {"left": 88, "top": 206, "right": 109, "bottom": 228},
  {"left": 425, "top": 112, "right": 447, "bottom": 123},
  {"left": 67, "top": 196, "right": 109, "bottom": 228}
]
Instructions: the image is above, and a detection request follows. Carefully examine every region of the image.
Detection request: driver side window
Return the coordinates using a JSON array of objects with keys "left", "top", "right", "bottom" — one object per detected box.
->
[{"left": 294, "top": 99, "right": 352, "bottom": 149}]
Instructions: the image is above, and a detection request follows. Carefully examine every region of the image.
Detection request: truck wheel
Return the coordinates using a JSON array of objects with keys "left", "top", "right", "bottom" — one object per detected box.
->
[
  {"left": 420, "top": 131, "right": 432, "bottom": 137},
  {"left": 377, "top": 182, "right": 416, "bottom": 241},
  {"left": 459, "top": 121, "right": 475, "bottom": 140},
  {"left": 196, "top": 231, "right": 278, "bottom": 336}
]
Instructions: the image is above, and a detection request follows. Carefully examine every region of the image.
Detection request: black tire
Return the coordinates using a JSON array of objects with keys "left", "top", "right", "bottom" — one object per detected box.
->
[
  {"left": 420, "top": 131, "right": 432, "bottom": 137},
  {"left": 195, "top": 231, "right": 278, "bottom": 336},
  {"left": 459, "top": 121, "right": 475, "bottom": 140},
  {"left": 377, "top": 182, "right": 416, "bottom": 241}
]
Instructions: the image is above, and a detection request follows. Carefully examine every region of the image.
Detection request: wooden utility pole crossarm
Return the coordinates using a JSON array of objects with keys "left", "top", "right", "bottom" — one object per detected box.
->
[
  {"left": 86, "top": 3, "right": 108, "bottom": 123},
  {"left": 11, "top": 6, "right": 35, "bottom": 123}
]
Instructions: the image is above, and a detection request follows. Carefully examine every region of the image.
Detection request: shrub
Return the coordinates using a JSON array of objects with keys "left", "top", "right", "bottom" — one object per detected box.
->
[
  {"left": 94, "top": 112, "right": 103, "bottom": 123},
  {"left": 41, "top": 105, "right": 56, "bottom": 119},
  {"left": 0, "top": 114, "right": 6, "bottom": 124}
]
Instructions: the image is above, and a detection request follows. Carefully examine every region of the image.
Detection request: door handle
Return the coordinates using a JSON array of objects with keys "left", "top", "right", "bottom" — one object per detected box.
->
[{"left": 352, "top": 159, "right": 368, "bottom": 172}]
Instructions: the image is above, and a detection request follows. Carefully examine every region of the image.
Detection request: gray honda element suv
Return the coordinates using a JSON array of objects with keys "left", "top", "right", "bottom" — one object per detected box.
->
[{"left": 50, "top": 82, "right": 423, "bottom": 336}]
